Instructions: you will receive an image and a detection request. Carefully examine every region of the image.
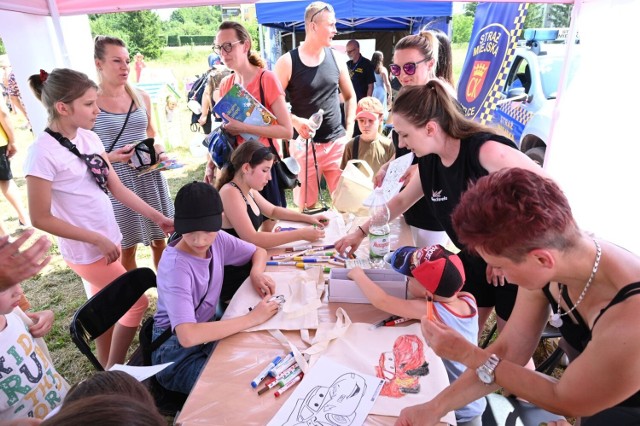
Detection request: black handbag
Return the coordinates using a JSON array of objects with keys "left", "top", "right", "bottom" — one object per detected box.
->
[{"left": 258, "top": 72, "right": 300, "bottom": 189}]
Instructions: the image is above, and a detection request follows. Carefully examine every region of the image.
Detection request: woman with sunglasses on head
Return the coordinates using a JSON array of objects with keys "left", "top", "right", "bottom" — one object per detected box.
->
[
  {"left": 25, "top": 68, "right": 173, "bottom": 369},
  {"left": 372, "top": 31, "right": 454, "bottom": 252},
  {"left": 216, "top": 141, "right": 326, "bottom": 301},
  {"left": 93, "top": 36, "right": 174, "bottom": 272},
  {"left": 336, "top": 79, "right": 547, "bottom": 335},
  {"left": 206, "top": 21, "right": 293, "bottom": 231}
]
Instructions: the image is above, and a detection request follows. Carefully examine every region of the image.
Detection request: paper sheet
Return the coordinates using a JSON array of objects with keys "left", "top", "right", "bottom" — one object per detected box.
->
[
  {"left": 271, "top": 210, "right": 346, "bottom": 250},
  {"left": 267, "top": 357, "right": 383, "bottom": 426},
  {"left": 362, "top": 153, "right": 414, "bottom": 206},
  {"left": 108, "top": 362, "right": 173, "bottom": 382},
  {"left": 316, "top": 323, "right": 455, "bottom": 423}
]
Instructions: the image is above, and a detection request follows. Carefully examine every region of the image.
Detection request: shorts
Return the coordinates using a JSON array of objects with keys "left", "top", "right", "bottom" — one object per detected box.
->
[
  {"left": 458, "top": 250, "right": 519, "bottom": 321},
  {"left": 152, "top": 323, "right": 217, "bottom": 394},
  {"left": 0, "top": 145, "right": 13, "bottom": 181}
]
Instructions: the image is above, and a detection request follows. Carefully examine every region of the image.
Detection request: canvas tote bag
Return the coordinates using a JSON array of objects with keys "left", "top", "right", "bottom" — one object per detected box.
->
[{"left": 332, "top": 159, "right": 374, "bottom": 215}]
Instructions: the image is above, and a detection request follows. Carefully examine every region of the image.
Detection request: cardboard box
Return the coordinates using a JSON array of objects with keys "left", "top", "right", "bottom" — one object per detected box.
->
[{"left": 328, "top": 268, "right": 407, "bottom": 303}]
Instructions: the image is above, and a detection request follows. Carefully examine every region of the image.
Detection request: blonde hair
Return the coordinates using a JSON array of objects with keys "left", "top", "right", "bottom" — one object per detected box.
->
[
  {"left": 305, "top": 2, "right": 334, "bottom": 24},
  {"left": 357, "top": 97, "right": 384, "bottom": 115},
  {"left": 28, "top": 68, "right": 97, "bottom": 122},
  {"left": 94, "top": 35, "right": 143, "bottom": 108}
]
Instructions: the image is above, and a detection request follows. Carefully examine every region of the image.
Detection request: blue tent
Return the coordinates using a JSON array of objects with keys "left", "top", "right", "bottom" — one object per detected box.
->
[{"left": 256, "top": 0, "right": 453, "bottom": 33}]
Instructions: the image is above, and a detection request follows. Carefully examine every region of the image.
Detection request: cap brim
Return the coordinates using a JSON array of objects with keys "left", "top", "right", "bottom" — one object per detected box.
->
[
  {"left": 355, "top": 111, "right": 379, "bottom": 121},
  {"left": 174, "top": 214, "right": 222, "bottom": 235},
  {"left": 388, "top": 246, "right": 418, "bottom": 277}
]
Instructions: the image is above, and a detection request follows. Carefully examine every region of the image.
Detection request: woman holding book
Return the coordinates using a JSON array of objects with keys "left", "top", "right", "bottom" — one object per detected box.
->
[{"left": 205, "top": 21, "right": 293, "bottom": 228}]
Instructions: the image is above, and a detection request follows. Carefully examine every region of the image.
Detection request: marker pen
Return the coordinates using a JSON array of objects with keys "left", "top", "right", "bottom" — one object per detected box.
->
[
  {"left": 251, "top": 356, "right": 282, "bottom": 388},
  {"left": 266, "top": 261, "right": 297, "bottom": 266},
  {"left": 286, "top": 244, "right": 313, "bottom": 252},
  {"left": 293, "top": 256, "right": 332, "bottom": 261},
  {"left": 312, "top": 244, "right": 334, "bottom": 250},
  {"left": 308, "top": 251, "right": 335, "bottom": 256},
  {"left": 257, "top": 376, "right": 280, "bottom": 395},
  {"left": 370, "top": 315, "right": 401, "bottom": 330},
  {"left": 274, "top": 373, "right": 304, "bottom": 397},
  {"left": 274, "top": 226, "right": 297, "bottom": 232},
  {"left": 384, "top": 317, "right": 413, "bottom": 327},
  {"left": 269, "top": 355, "right": 297, "bottom": 377},
  {"left": 276, "top": 367, "right": 302, "bottom": 387},
  {"left": 328, "top": 259, "right": 345, "bottom": 267},
  {"left": 274, "top": 364, "right": 299, "bottom": 381},
  {"left": 271, "top": 254, "right": 291, "bottom": 260},
  {"left": 270, "top": 352, "right": 294, "bottom": 373}
]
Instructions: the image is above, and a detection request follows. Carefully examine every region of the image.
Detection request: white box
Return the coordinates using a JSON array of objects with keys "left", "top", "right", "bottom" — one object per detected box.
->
[{"left": 328, "top": 268, "right": 407, "bottom": 303}]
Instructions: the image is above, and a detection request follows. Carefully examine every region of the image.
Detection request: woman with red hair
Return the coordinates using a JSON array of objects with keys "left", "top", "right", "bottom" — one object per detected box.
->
[{"left": 398, "top": 168, "right": 640, "bottom": 426}]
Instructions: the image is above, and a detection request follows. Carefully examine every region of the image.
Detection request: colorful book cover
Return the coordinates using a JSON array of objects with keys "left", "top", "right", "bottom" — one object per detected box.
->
[
  {"left": 213, "top": 83, "right": 277, "bottom": 142},
  {"left": 137, "top": 158, "right": 183, "bottom": 176}
]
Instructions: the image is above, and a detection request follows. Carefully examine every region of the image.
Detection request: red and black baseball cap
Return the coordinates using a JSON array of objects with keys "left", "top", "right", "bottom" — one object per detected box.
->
[{"left": 387, "top": 244, "right": 465, "bottom": 298}]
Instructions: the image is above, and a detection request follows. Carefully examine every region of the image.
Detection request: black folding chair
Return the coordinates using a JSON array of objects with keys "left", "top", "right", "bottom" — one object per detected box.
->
[{"left": 69, "top": 267, "right": 187, "bottom": 416}]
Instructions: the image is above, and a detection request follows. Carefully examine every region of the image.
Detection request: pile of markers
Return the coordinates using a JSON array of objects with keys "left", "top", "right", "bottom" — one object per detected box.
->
[
  {"left": 251, "top": 352, "right": 304, "bottom": 397},
  {"left": 267, "top": 244, "right": 353, "bottom": 274},
  {"left": 369, "top": 315, "right": 413, "bottom": 330}
]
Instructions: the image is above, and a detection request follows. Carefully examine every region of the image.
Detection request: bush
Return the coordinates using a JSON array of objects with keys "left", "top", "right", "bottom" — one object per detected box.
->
[
  {"left": 453, "top": 15, "right": 474, "bottom": 44},
  {"left": 166, "top": 35, "right": 214, "bottom": 47}
]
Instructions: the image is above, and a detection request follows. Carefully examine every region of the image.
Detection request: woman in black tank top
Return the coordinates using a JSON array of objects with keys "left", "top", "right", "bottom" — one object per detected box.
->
[
  {"left": 398, "top": 168, "right": 640, "bottom": 425},
  {"left": 216, "top": 142, "right": 328, "bottom": 249}
]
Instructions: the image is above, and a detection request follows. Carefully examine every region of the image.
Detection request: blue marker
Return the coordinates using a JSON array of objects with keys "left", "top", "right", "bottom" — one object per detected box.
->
[
  {"left": 269, "top": 352, "right": 294, "bottom": 376},
  {"left": 251, "top": 356, "right": 282, "bottom": 388}
]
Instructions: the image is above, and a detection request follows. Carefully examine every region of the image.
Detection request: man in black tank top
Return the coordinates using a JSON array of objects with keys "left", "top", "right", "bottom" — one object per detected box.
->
[{"left": 274, "top": 1, "right": 356, "bottom": 210}]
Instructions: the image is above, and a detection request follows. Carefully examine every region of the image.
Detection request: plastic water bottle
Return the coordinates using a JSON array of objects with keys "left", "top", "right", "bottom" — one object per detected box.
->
[
  {"left": 368, "top": 187, "right": 390, "bottom": 268},
  {"left": 294, "top": 109, "right": 324, "bottom": 150},
  {"left": 308, "top": 108, "right": 324, "bottom": 137}
]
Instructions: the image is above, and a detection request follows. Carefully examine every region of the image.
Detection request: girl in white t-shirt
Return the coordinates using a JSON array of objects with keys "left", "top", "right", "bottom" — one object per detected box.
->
[{"left": 24, "top": 68, "right": 174, "bottom": 369}]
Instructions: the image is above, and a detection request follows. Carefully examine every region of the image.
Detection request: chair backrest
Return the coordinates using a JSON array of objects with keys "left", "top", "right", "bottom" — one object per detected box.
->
[{"left": 69, "top": 267, "right": 157, "bottom": 371}]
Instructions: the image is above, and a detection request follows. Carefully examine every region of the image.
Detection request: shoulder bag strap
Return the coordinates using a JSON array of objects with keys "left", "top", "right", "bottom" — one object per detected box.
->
[
  {"left": 107, "top": 99, "right": 135, "bottom": 153},
  {"left": 150, "top": 262, "right": 212, "bottom": 351},
  {"left": 353, "top": 135, "right": 360, "bottom": 160},
  {"left": 45, "top": 128, "right": 83, "bottom": 158},
  {"left": 258, "top": 71, "right": 283, "bottom": 162}
]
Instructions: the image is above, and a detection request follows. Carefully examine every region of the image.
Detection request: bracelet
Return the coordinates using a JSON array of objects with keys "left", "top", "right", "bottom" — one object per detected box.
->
[{"left": 357, "top": 226, "right": 367, "bottom": 237}]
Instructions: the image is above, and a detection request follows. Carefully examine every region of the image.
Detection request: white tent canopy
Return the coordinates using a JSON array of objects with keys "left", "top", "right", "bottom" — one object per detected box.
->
[{"left": 1, "top": 0, "right": 638, "bottom": 254}]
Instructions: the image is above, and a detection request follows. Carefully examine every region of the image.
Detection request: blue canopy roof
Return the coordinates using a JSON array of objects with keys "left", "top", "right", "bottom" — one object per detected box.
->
[{"left": 256, "top": 0, "right": 453, "bottom": 32}]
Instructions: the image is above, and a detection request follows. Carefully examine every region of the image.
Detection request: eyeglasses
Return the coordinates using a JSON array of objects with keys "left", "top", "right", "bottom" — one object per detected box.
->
[
  {"left": 389, "top": 58, "right": 429, "bottom": 76},
  {"left": 346, "top": 49, "right": 356, "bottom": 55},
  {"left": 212, "top": 40, "right": 242, "bottom": 54},
  {"left": 310, "top": 5, "right": 330, "bottom": 22}
]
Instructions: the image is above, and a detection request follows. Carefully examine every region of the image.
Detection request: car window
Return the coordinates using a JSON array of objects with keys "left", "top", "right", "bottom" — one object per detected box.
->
[{"left": 538, "top": 56, "right": 564, "bottom": 99}]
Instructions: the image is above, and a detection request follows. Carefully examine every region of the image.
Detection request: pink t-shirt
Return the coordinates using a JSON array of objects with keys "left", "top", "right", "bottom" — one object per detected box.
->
[
  {"left": 23, "top": 128, "right": 122, "bottom": 264},
  {"left": 219, "top": 69, "right": 285, "bottom": 154}
]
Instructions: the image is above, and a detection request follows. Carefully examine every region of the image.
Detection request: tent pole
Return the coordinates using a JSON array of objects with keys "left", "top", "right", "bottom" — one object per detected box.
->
[
  {"left": 259, "top": 24, "right": 265, "bottom": 61},
  {"left": 46, "top": 0, "right": 71, "bottom": 67}
]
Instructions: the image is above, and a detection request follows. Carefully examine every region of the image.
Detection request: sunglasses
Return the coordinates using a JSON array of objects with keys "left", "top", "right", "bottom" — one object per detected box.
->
[
  {"left": 212, "top": 40, "right": 242, "bottom": 54},
  {"left": 389, "top": 58, "right": 429, "bottom": 76},
  {"left": 310, "top": 5, "right": 330, "bottom": 22}
]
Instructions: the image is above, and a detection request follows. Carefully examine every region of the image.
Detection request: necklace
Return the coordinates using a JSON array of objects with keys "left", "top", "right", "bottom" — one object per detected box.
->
[{"left": 549, "top": 239, "right": 601, "bottom": 328}]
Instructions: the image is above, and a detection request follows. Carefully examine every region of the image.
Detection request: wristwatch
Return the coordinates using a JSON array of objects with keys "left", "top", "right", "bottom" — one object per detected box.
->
[{"left": 476, "top": 354, "right": 501, "bottom": 385}]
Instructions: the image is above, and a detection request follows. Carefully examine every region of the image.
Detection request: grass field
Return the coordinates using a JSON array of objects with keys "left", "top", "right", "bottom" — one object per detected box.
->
[{"left": 0, "top": 42, "right": 482, "bottom": 388}]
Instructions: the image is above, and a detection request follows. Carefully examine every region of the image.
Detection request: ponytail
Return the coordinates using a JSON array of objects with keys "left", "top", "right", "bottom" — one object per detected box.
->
[{"left": 215, "top": 162, "right": 235, "bottom": 190}]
